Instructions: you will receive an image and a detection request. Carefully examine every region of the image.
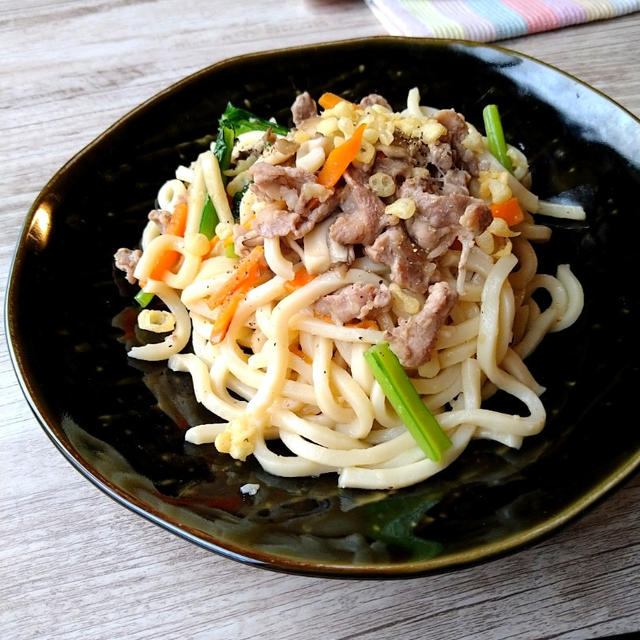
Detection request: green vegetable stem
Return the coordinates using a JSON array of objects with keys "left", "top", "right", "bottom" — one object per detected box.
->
[
  {"left": 364, "top": 343, "right": 451, "bottom": 462},
  {"left": 482, "top": 104, "right": 513, "bottom": 174},
  {"left": 134, "top": 289, "right": 154, "bottom": 308}
]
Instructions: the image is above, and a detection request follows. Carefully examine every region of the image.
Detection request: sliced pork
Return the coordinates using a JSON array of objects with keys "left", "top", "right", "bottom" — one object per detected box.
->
[
  {"left": 364, "top": 226, "right": 435, "bottom": 294},
  {"left": 395, "top": 133, "right": 454, "bottom": 174},
  {"left": 441, "top": 169, "right": 470, "bottom": 196},
  {"left": 387, "top": 281, "right": 458, "bottom": 368},
  {"left": 114, "top": 248, "right": 142, "bottom": 284},
  {"left": 148, "top": 209, "right": 172, "bottom": 233},
  {"left": 291, "top": 92, "right": 318, "bottom": 127},
  {"left": 372, "top": 156, "right": 415, "bottom": 182},
  {"left": 399, "top": 178, "right": 491, "bottom": 258},
  {"left": 255, "top": 192, "right": 341, "bottom": 240},
  {"left": 249, "top": 162, "right": 316, "bottom": 210},
  {"left": 360, "top": 94, "right": 392, "bottom": 111},
  {"left": 314, "top": 283, "right": 391, "bottom": 324},
  {"left": 329, "top": 168, "right": 396, "bottom": 246},
  {"left": 249, "top": 161, "right": 340, "bottom": 240},
  {"left": 434, "top": 109, "right": 479, "bottom": 174}
]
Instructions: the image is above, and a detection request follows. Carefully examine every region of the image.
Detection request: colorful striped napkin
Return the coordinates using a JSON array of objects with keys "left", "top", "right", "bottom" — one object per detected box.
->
[{"left": 365, "top": 0, "right": 640, "bottom": 41}]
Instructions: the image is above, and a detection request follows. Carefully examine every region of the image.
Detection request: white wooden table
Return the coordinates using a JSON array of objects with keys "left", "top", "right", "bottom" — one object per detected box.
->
[{"left": 2, "top": 3, "right": 639, "bottom": 638}]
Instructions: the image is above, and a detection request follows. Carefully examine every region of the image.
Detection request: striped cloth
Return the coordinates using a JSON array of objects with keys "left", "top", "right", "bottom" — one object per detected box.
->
[{"left": 365, "top": 0, "right": 640, "bottom": 41}]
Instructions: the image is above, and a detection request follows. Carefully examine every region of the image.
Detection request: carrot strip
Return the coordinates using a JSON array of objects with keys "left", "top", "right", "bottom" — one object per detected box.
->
[
  {"left": 149, "top": 250, "right": 181, "bottom": 280},
  {"left": 148, "top": 203, "right": 190, "bottom": 279},
  {"left": 317, "top": 123, "right": 367, "bottom": 188},
  {"left": 166, "top": 202, "right": 189, "bottom": 237},
  {"left": 206, "top": 246, "right": 266, "bottom": 310},
  {"left": 284, "top": 267, "right": 317, "bottom": 293},
  {"left": 318, "top": 92, "right": 355, "bottom": 110},
  {"left": 490, "top": 197, "right": 524, "bottom": 226},
  {"left": 210, "top": 290, "right": 244, "bottom": 344},
  {"left": 210, "top": 256, "right": 269, "bottom": 343}
]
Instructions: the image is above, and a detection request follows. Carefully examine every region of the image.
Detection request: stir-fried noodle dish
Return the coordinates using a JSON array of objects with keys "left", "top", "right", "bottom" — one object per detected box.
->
[{"left": 114, "top": 89, "right": 584, "bottom": 490}]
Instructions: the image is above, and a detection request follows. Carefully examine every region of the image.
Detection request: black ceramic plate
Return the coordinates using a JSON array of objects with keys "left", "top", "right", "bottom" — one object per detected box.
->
[{"left": 7, "top": 37, "right": 640, "bottom": 577}]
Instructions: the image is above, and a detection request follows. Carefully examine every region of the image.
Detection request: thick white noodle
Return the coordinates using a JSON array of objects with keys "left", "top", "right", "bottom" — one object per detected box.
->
[
  {"left": 199, "top": 151, "right": 233, "bottom": 224},
  {"left": 537, "top": 199, "right": 587, "bottom": 220},
  {"left": 128, "top": 281, "right": 191, "bottom": 361},
  {"left": 186, "top": 160, "right": 207, "bottom": 235},
  {"left": 552, "top": 265, "right": 584, "bottom": 332},
  {"left": 264, "top": 237, "right": 295, "bottom": 280}
]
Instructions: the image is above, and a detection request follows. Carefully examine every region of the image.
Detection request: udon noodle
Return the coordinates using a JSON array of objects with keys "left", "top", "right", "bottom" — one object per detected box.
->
[{"left": 115, "top": 88, "right": 584, "bottom": 490}]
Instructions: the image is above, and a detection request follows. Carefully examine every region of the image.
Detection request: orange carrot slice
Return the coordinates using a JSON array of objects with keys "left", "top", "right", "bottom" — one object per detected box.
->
[
  {"left": 490, "top": 197, "right": 524, "bottom": 226},
  {"left": 166, "top": 202, "right": 189, "bottom": 236},
  {"left": 148, "top": 203, "right": 190, "bottom": 279},
  {"left": 210, "top": 290, "right": 245, "bottom": 344},
  {"left": 318, "top": 92, "right": 355, "bottom": 110},
  {"left": 283, "top": 267, "right": 317, "bottom": 293},
  {"left": 149, "top": 250, "right": 181, "bottom": 280},
  {"left": 317, "top": 123, "right": 367, "bottom": 188}
]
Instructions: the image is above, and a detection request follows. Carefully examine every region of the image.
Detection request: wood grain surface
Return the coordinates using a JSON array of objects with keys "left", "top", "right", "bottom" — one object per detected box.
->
[{"left": 2, "top": 3, "right": 639, "bottom": 639}]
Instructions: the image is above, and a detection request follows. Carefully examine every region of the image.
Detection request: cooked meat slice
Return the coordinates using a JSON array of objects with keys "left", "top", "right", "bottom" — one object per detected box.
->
[
  {"left": 248, "top": 161, "right": 339, "bottom": 239},
  {"left": 233, "top": 225, "right": 263, "bottom": 257},
  {"left": 291, "top": 91, "right": 318, "bottom": 126},
  {"left": 148, "top": 209, "right": 172, "bottom": 233},
  {"left": 399, "top": 178, "right": 491, "bottom": 257},
  {"left": 387, "top": 281, "right": 458, "bottom": 368},
  {"left": 434, "top": 109, "right": 468, "bottom": 149},
  {"left": 114, "top": 248, "right": 142, "bottom": 284},
  {"left": 329, "top": 168, "right": 395, "bottom": 246},
  {"left": 254, "top": 202, "right": 298, "bottom": 238},
  {"left": 254, "top": 192, "right": 340, "bottom": 240},
  {"left": 460, "top": 200, "right": 493, "bottom": 234},
  {"left": 249, "top": 161, "right": 316, "bottom": 210},
  {"left": 372, "top": 156, "right": 415, "bottom": 182},
  {"left": 364, "top": 226, "right": 435, "bottom": 294},
  {"left": 441, "top": 169, "right": 470, "bottom": 196},
  {"left": 314, "top": 283, "right": 391, "bottom": 324},
  {"left": 360, "top": 94, "right": 392, "bottom": 111},
  {"left": 394, "top": 132, "right": 453, "bottom": 174},
  {"left": 292, "top": 192, "right": 341, "bottom": 239},
  {"left": 434, "top": 109, "right": 479, "bottom": 175}
]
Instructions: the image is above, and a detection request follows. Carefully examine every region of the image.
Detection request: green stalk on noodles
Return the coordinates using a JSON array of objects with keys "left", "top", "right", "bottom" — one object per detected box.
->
[{"left": 364, "top": 342, "right": 451, "bottom": 462}]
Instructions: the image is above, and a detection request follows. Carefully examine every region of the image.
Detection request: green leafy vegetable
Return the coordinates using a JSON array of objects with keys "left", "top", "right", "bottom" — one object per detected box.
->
[
  {"left": 361, "top": 493, "right": 443, "bottom": 559},
  {"left": 213, "top": 124, "right": 235, "bottom": 182},
  {"left": 134, "top": 289, "right": 154, "bottom": 308},
  {"left": 219, "top": 102, "right": 288, "bottom": 137},
  {"left": 364, "top": 342, "right": 451, "bottom": 462},
  {"left": 198, "top": 195, "right": 218, "bottom": 240},
  {"left": 483, "top": 104, "right": 513, "bottom": 173}
]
